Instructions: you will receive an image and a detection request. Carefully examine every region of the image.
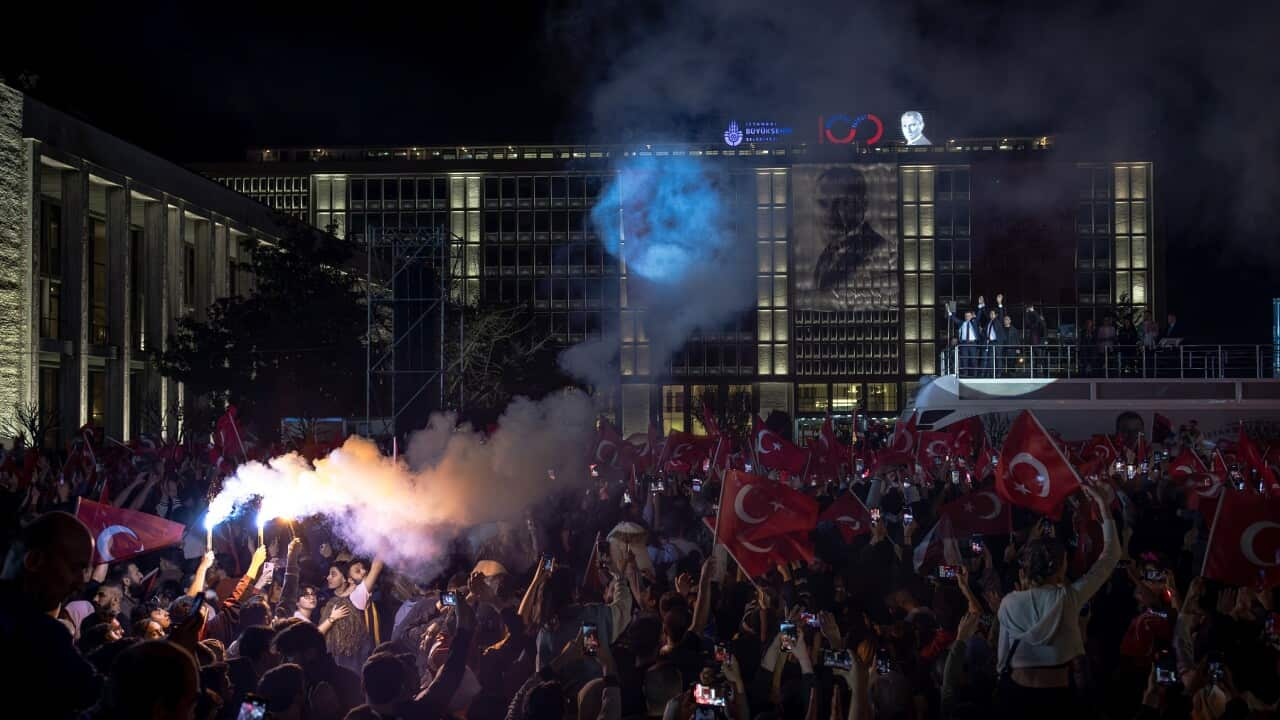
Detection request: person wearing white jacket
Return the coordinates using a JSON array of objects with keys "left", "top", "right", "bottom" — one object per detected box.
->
[{"left": 997, "top": 485, "right": 1120, "bottom": 715}]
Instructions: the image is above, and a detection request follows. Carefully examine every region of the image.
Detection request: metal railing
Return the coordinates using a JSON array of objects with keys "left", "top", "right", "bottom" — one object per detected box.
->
[{"left": 940, "top": 344, "right": 1280, "bottom": 380}]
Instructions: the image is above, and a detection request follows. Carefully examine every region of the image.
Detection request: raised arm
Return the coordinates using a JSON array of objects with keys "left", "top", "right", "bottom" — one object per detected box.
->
[
  {"left": 279, "top": 537, "right": 303, "bottom": 612},
  {"left": 186, "top": 550, "right": 216, "bottom": 598},
  {"left": 689, "top": 555, "right": 716, "bottom": 635},
  {"left": 1068, "top": 486, "right": 1121, "bottom": 602}
]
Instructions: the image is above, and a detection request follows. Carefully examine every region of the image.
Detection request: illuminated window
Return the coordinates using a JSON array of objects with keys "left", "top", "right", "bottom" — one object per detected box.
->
[
  {"left": 831, "top": 383, "right": 861, "bottom": 411},
  {"left": 797, "top": 384, "right": 828, "bottom": 413},
  {"left": 662, "top": 385, "right": 686, "bottom": 434},
  {"left": 865, "top": 383, "right": 898, "bottom": 412}
]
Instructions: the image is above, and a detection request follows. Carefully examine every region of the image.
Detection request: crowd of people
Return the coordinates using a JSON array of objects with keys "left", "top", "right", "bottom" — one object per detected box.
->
[
  {"left": 946, "top": 294, "right": 1185, "bottom": 377},
  {"left": 0, "top": 411, "right": 1276, "bottom": 720}
]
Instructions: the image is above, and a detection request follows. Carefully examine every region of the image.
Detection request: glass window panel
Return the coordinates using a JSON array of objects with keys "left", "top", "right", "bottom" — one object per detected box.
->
[
  {"left": 797, "top": 384, "right": 828, "bottom": 413},
  {"left": 466, "top": 246, "right": 480, "bottom": 276},
  {"left": 450, "top": 177, "right": 465, "bottom": 208},
  {"left": 1115, "top": 237, "right": 1130, "bottom": 269},
  {"left": 636, "top": 344, "right": 650, "bottom": 375},
  {"left": 757, "top": 242, "right": 772, "bottom": 273},
  {"left": 758, "top": 344, "right": 772, "bottom": 374},
  {"left": 772, "top": 172, "right": 787, "bottom": 204},
  {"left": 773, "top": 345, "right": 788, "bottom": 375},
  {"left": 331, "top": 177, "right": 347, "bottom": 210},
  {"left": 621, "top": 348, "right": 635, "bottom": 376},
  {"left": 451, "top": 211, "right": 465, "bottom": 238},
  {"left": 920, "top": 309, "right": 934, "bottom": 339},
  {"left": 757, "top": 310, "right": 773, "bottom": 341},
  {"left": 919, "top": 239, "right": 934, "bottom": 271},
  {"left": 903, "top": 238, "right": 918, "bottom": 272},
  {"left": 773, "top": 241, "right": 788, "bottom": 273},
  {"left": 1131, "top": 271, "right": 1147, "bottom": 304},
  {"left": 903, "top": 205, "right": 918, "bottom": 237},
  {"left": 772, "top": 207, "right": 787, "bottom": 238},
  {"left": 758, "top": 277, "right": 772, "bottom": 307},
  {"left": 919, "top": 274, "right": 935, "bottom": 305},
  {"left": 772, "top": 276, "right": 787, "bottom": 307},
  {"left": 1131, "top": 166, "right": 1147, "bottom": 199},
  {"left": 1114, "top": 166, "right": 1129, "bottom": 200},
  {"left": 921, "top": 348, "right": 935, "bottom": 375},
  {"left": 1131, "top": 201, "right": 1146, "bottom": 234},
  {"left": 774, "top": 310, "right": 788, "bottom": 341},
  {"left": 466, "top": 177, "right": 480, "bottom": 208},
  {"left": 904, "top": 274, "right": 919, "bottom": 306},
  {"left": 756, "top": 208, "right": 770, "bottom": 239},
  {"left": 918, "top": 168, "right": 934, "bottom": 202},
  {"left": 866, "top": 383, "right": 898, "bottom": 412},
  {"left": 919, "top": 204, "right": 935, "bottom": 236},
  {"left": 1131, "top": 236, "right": 1146, "bottom": 269},
  {"left": 756, "top": 173, "right": 771, "bottom": 206},
  {"left": 905, "top": 344, "right": 919, "bottom": 375},
  {"left": 1114, "top": 201, "right": 1130, "bottom": 234},
  {"left": 905, "top": 308, "right": 920, "bottom": 340},
  {"left": 902, "top": 168, "right": 917, "bottom": 202},
  {"left": 832, "top": 383, "right": 860, "bottom": 411},
  {"left": 937, "top": 170, "right": 953, "bottom": 195},
  {"left": 957, "top": 205, "right": 970, "bottom": 236},
  {"left": 314, "top": 177, "right": 331, "bottom": 210},
  {"left": 467, "top": 211, "right": 480, "bottom": 241}
]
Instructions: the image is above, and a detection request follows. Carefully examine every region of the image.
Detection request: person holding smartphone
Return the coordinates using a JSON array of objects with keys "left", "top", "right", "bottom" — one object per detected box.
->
[{"left": 996, "top": 485, "right": 1120, "bottom": 717}]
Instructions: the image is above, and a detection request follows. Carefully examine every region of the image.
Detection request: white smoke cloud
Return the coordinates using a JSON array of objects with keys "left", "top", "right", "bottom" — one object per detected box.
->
[{"left": 207, "top": 390, "right": 597, "bottom": 572}]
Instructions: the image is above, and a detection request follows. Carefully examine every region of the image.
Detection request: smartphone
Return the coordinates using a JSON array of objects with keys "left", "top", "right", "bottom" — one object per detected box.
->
[
  {"left": 590, "top": 465, "right": 600, "bottom": 478},
  {"left": 875, "top": 647, "right": 892, "bottom": 675},
  {"left": 870, "top": 508, "right": 881, "bottom": 527},
  {"left": 938, "top": 565, "right": 958, "bottom": 579},
  {"left": 596, "top": 541, "right": 611, "bottom": 568},
  {"left": 950, "top": 469, "right": 961, "bottom": 485},
  {"left": 855, "top": 459, "right": 865, "bottom": 475},
  {"left": 692, "top": 479, "right": 703, "bottom": 493},
  {"left": 744, "top": 463, "right": 753, "bottom": 472},
  {"left": 822, "top": 649, "right": 853, "bottom": 670},
  {"left": 582, "top": 623, "right": 599, "bottom": 656},
  {"left": 1140, "top": 461, "right": 1149, "bottom": 473},
  {"left": 1143, "top": 567, "right": 1164, "bottom": 583},
  {"left": 236, "top": 695, "right": 267, "bottom": 720},
  {"left": 693, "top": 683, "right": 728, "bottom": 707},
  {"left": 541, "top": 554, "right": 554, "bottom": 572},
  {"left": 1126, "top": 464, "right": 1136, "bottom": 479},
  {"left": 1155, "top": 650, "right": 1177, "bottom": 685},
  {"left": 779, "top": 622, "right": 798, "bottom": 652},
  {"left": 441, "top": 591, "right": 458, "bottom": 607},
  {"left": 651, "top": 480, "right": 665, "bottom": 493},
  {"left": 714, "top": 643, "right": 729, "bottom": 663},
  {"left": 970, "top": 535, "right": 985, "bottom": 555},
  {"left": 622, "top": 491, "right": 633, "bottom": 505},
  {"left": 1040, "top": 517, "right": 1056, "bottom": 539},
  {"left": 801, "top": 611, "right": 821, "bottom": 628},
  {"left": 1209, "top": 661, "right": 1224, "bottom": 683},
  {"left": 903, "top": 510, "right": 914, "bottom": 526},
  {"left": 1146, "top": 608, "right": 1169, "bottom": 619}
]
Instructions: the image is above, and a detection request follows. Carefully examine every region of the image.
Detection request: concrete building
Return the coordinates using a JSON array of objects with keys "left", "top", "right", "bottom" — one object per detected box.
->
[
  {"left": 0, "top": 85, "right": 282, "bottom": 447},
  {"left": 194, "top": 120, "right": 1159, "bottom": 441}
]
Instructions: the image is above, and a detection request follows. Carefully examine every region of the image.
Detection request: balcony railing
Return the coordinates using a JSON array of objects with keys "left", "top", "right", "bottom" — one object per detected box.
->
[{"left": 940, "top": 344, "right": 1280, "bottom": 380}]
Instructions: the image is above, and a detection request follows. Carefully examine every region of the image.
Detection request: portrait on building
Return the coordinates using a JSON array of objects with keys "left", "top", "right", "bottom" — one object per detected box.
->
[{"left": 792, "top": 164, "right": 899, "bottom": 311}]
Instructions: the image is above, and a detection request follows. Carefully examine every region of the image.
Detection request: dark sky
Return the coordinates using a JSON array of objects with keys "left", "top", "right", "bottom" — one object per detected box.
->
[{"left": 3, "top": 1, "right": 1278, "bottom": 342}]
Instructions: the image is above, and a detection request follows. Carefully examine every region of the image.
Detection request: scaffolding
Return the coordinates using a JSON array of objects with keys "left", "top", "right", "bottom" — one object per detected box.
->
[{"left": 362, "top": 226, "right": 454, "bottom": 438}]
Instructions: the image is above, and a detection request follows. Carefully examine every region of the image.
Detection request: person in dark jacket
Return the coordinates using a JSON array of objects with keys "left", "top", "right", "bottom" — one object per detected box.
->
[{"left": 0, "top": 511, "right": 101, "bottom": 720}]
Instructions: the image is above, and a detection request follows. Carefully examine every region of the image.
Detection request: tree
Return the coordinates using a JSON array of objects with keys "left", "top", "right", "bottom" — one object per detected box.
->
[
  {"left": 1, "top": 400, "right": 58, "bottom": 449},
  {"left": 157, "top": 217, "right": 371, "bottom": 435}
]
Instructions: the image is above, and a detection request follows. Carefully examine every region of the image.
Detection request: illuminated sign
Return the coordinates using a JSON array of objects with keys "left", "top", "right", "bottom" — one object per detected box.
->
[
  {"left": 900, "top": 111, "right": 931, "bottom": 146},
  {"left": 723, "top": 120, "right": 794, "bottom": 147},
  {"left": 818, "top": 113, "right": 884, "bottom": 145}
]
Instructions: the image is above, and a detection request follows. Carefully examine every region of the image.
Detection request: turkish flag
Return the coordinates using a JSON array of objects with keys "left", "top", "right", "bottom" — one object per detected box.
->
[
  {"left": 948, "top": 417, "right": 984, "bottom": 459},
  {"left": 939, "top": 489, "right": 1011, "bottom": 536},
  {"left": 752, "top": 416, "right": 810, "bottom": 475},
  {"left": 710, "top": 471, "right": 817, "bottom": 577},
  {"left": 660, "top": 431, "right": 717, "bottom": 472},
  {"left": 888, "top": 412, "right": 918, "bottom": 456},
  {"left": 1169, "top": 448, "right": 1208, "bottom": 479},
  {"left": 1183, "top": 472, "right": 1225, "bottom": 517},
  {"left": 1202, "top": 487, "right": 1280, "bottom": 587},
  {"left": 818, "top": 416, "right": 850, "bottom": 469},
  {"left": 1153, "top": 413, "right": 1174, "bottom": 444},
  {"left": 1238, "top": 427, "right": 1279, "bottom": 491},
  {"left": 996, "top": 411, "right": 1083, "bottom": 519},
  {"left": 591, "top": 417, "right": 625, "bottom": 468},
  {"left": 76, "top": 498, "right": 186, "bottom": 565},
  {"left": 1212, "top": 451, "right": 1229, "bottom": 476},
  {"left": 701, "top": 402, "right": 721, "bottom": 437},
  {"left": 1085, "top": 435, "right": 1118, "bottom": 466},
  {"left": 216, "top": 406, "right": 244, "bottom": 460},
  {"left": 917, "top": 431, "right": 954, "bottom": 469},
  {"left": 820, "top": 492, "right": 873, "bottom": 542},
  {"left": 709, "top": 435, "right": 732, "bottom": 474}
]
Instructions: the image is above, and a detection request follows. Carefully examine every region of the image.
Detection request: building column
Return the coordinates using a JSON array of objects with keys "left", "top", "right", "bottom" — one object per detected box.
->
[
  {"left": 163, "top": 204, "right": 183, "bottom": 440},
  {"left": 104, "top": 183, "right": 129, "bottom": 441},
  {"left": 194, "top": 215, "right": 211, "bottom": 321},
  {"left": 59, "top": 166, "right": 88, "bottom": 445},
  {"left": 0, "top": 95, "right": 35, "bottom": 443},
  {"left": 143, "top": 200, "right": 168, "bottom": 437}
]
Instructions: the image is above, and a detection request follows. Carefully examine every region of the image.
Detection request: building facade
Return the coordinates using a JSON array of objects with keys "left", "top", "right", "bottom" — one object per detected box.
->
[
  {"left": 0, "top": 86, "right": 282, "bottom": 446},
  {"left": 195, "top": 126, "right": 1159, "bottom": 439}
]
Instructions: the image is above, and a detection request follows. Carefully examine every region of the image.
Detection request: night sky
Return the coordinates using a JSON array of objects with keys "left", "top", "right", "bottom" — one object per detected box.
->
[{"left": 3, "top": 1, "right": 1277, "bottom": 342}]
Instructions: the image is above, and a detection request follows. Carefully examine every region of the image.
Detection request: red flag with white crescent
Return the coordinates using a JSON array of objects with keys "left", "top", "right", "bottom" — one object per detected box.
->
[
  {"left": 819, "top": 492, "right": 872, "bottom": 542},
  {"left": 996, "top": 411, "right": 1083, "bottom": 519},
  {"left": 939, "top": 489, "right": 1011, "bottom": 536},
  {"left": 752, "top": 415, "right": 810, "bottom": 475},
  {"left": 888, "top": 412, "right": 918, "bottom": 456},
  {"left": 1169, "top": 448, "right": 1208, "bottom": 479},
  {"left": 1202, "top": 486, "right": 1280, "bottom": 587},
  {"left": 710, "top": 470, "right": 816, "bottom": 578},
  {"left": 76, "top": 498, "right": 186, "bottom": 565}
]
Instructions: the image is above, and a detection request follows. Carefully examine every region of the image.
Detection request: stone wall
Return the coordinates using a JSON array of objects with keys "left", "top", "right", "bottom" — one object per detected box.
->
[{"left": 0, "top": 85, "right": 32, "bottom": 443}]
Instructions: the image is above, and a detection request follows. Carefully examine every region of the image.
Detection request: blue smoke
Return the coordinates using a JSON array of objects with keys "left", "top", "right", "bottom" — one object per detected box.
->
[
  {"left": 590, "top": 156, "right": 731, "bottom": 284},
  {"left": 561, "top": 155, "right": 755, "bottom": 387}
]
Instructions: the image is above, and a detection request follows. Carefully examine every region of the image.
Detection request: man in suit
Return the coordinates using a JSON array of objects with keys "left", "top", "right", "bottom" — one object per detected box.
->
[
  {"left": 981, "top": 308, "right": 1003, "bottom": 373},
  {"left": 1001, "top": 315, "right": 1023, "bottom": 375},
  {"left": 947, "top": 301, "right": 982, "bottom": 374},
  {"left": 1162, "top": 313, "right": 1182, "bottom": 340}
]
